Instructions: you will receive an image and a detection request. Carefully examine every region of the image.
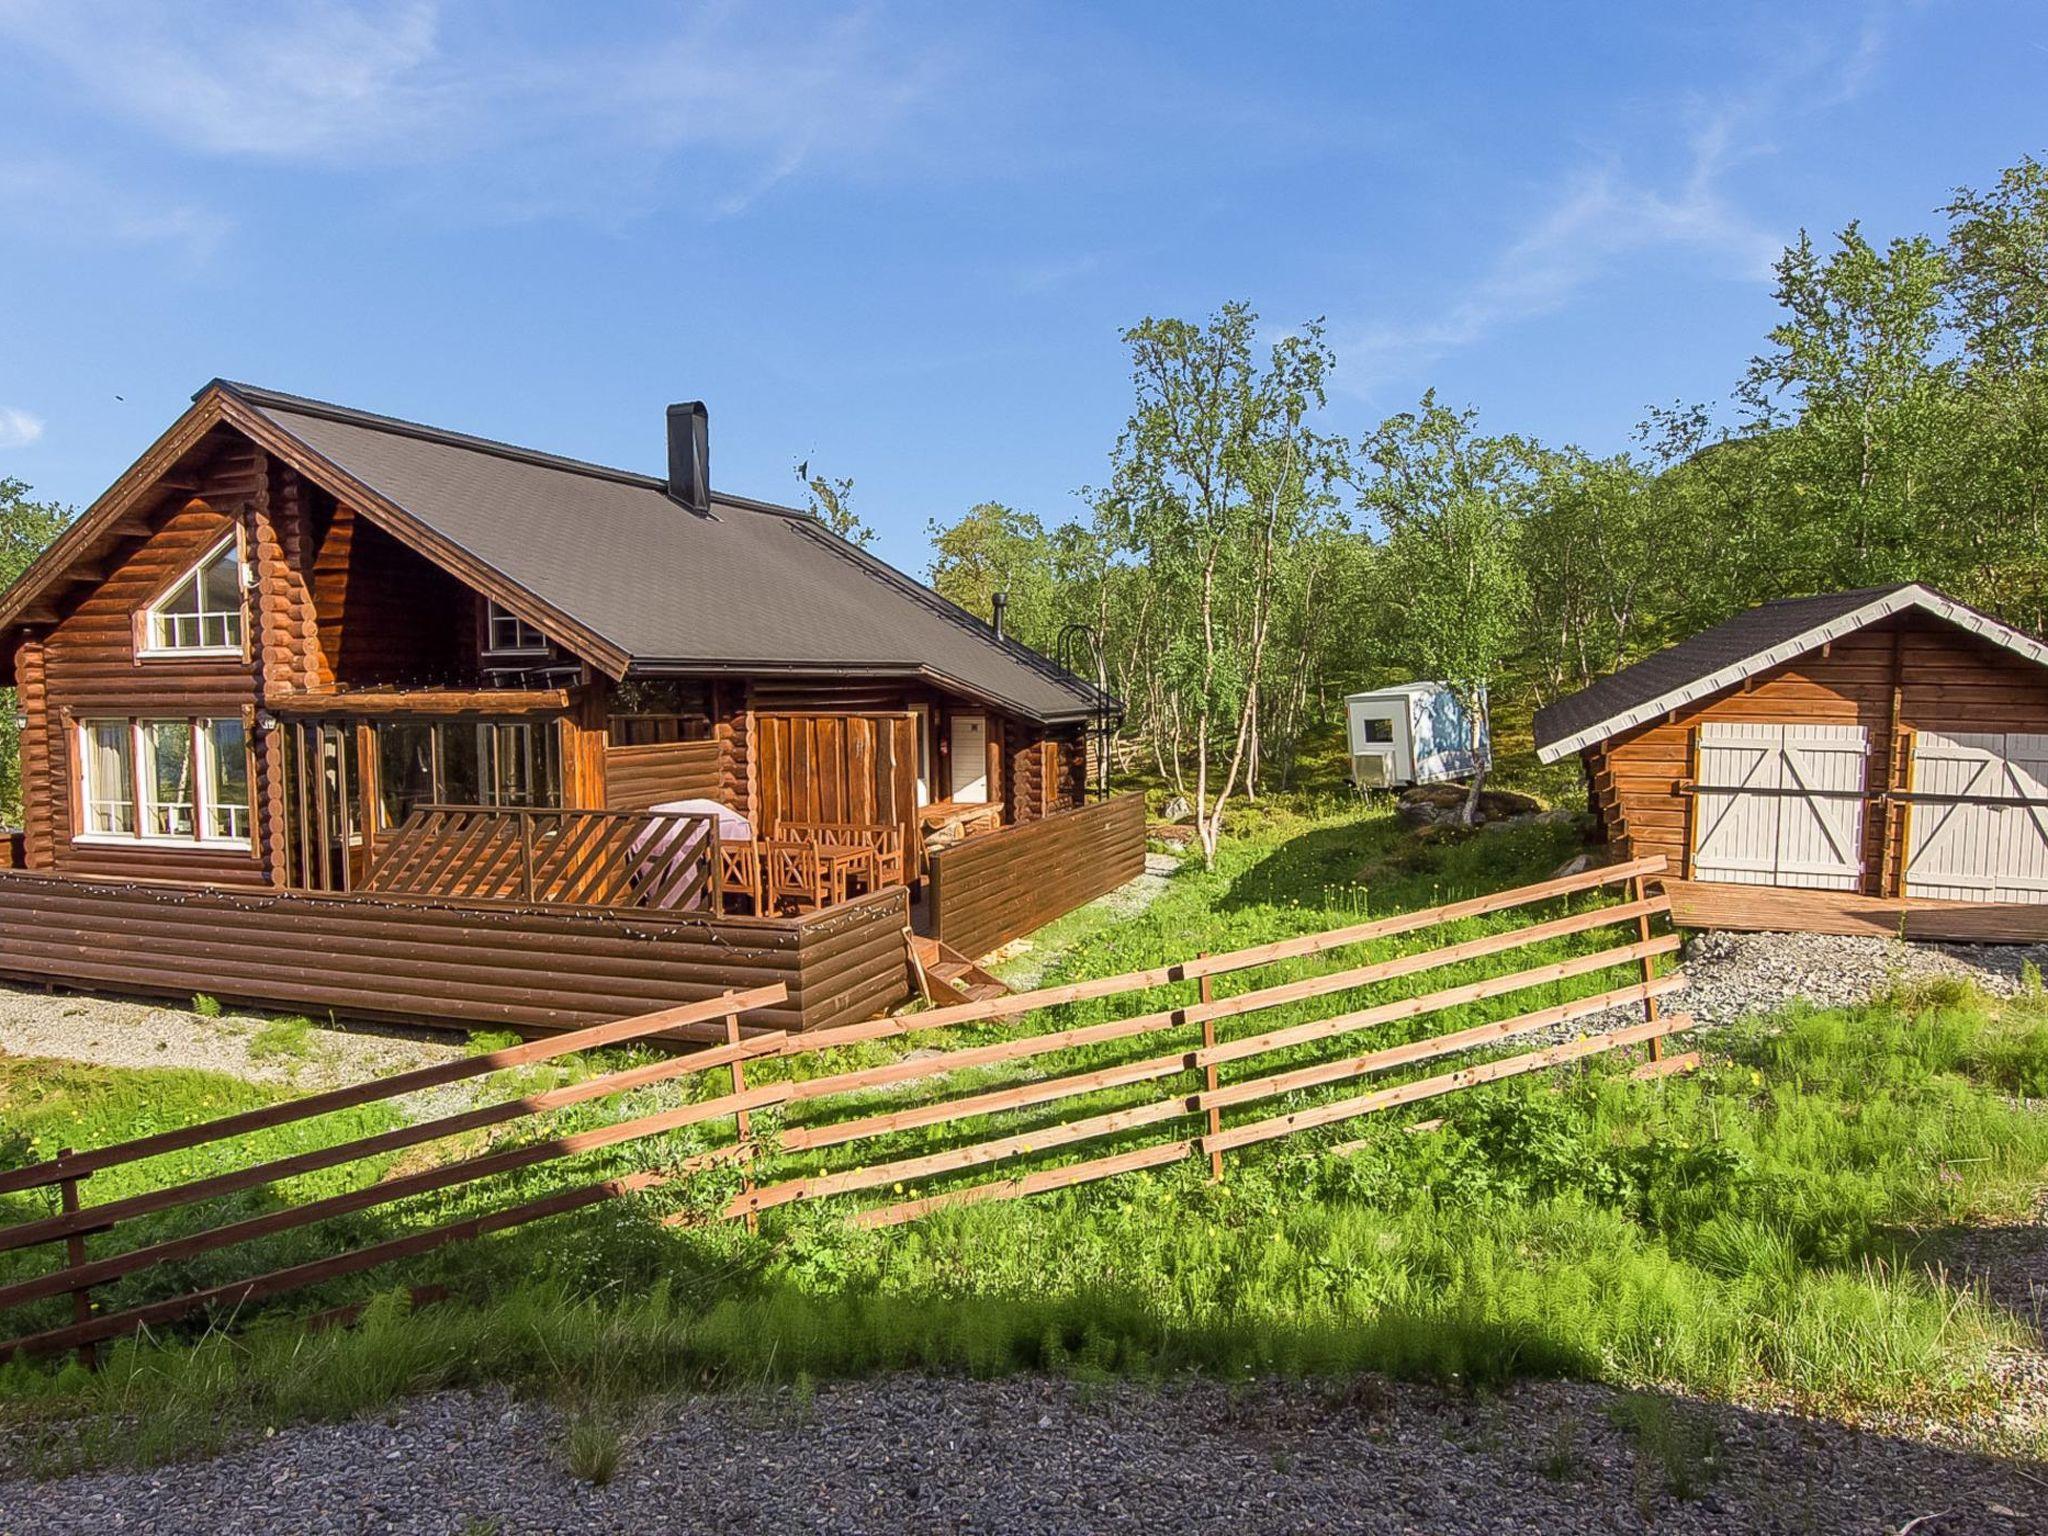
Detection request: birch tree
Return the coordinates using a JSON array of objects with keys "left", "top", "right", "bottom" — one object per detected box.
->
[
  {"left": 1360, "top": 396, "right": 1528, "bottom": 824},
  {"left": 1095, "top": 303, "right": 1341, "bottom": 863}
]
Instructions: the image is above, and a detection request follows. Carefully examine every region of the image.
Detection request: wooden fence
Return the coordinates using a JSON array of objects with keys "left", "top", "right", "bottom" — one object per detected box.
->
[
  {"left": 0, "top": 871, "right": 913, "bottom": 1036},
  {"left": 929, "top": 792, "right": 1148, "bottom": 959},
  {"left": 0, "top": 855, "right": 1692, "bottom": 1364}
]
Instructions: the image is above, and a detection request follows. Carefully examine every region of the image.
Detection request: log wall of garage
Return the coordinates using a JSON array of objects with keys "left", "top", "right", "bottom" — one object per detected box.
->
[{"left": 1586, "top": 613, "right": 2048, "bottom": 897}]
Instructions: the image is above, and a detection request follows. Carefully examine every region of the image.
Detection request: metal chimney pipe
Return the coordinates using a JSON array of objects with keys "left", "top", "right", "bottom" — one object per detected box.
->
[
  {"left": 992, "top": 591, "right": 1008, "bottom": 639},
  {"left": 665, "top": 402, "right": 709, "bottom": 514}
]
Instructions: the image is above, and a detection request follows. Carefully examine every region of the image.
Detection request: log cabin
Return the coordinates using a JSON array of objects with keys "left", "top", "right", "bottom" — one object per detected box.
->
[
  {"left": 1534, "top": 585, "right": 2048, "bottom": 942},
  {"left": 0, "top": 381, "right": 1143, "bottom": 1034}
]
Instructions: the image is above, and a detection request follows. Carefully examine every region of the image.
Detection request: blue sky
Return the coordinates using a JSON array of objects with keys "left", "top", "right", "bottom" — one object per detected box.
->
[{"left": 1, "top": 1, "right": 2043, "bottom": 574}]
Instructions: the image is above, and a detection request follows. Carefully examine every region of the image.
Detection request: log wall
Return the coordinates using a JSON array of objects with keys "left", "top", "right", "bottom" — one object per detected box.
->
[
  {"left": 34, "top": 446, "right": 270, "bottom": 888},
  {"left": 929, "top": 792, "right": 1147, "bottom": 959},
  {"left": 603, "top": 739, "right": 722, "bottom": 811},
  {"left": 1589, "top": 612, "right": 2048, "bottom": 896},
  {"left": 0, "top": 872, "right": 912, "bottom": 1037}
]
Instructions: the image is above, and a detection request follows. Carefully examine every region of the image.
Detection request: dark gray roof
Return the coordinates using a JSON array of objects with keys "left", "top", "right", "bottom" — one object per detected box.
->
[
  {"left": 219, "top": 382, "right": 1113, "bottom": 723},
  {"left": 1535, "top": 586, "right": 1916, "bottom": 759}
]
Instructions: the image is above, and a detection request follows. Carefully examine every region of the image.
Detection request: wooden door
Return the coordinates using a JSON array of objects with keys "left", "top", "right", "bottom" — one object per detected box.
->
[
  {"left": 949, "top": 713, "right": 989, "bottom": 802},
  {"left": 1905, "top": 732, "right": 2048, "bottom": 903},
  {"left": 1691, "top": 723, "right": 1867, "bottom": 891}
]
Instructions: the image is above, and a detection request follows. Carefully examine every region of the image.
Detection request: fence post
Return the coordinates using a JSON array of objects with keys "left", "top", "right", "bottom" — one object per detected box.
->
[
  {"left": 724, "top": 1005, "right": 758, "bottom": 1233},
  {"left": 1197, "top": 956, "right": 1224, "bottom": 1183},
  {"left": 1629, "top": 874, "right": 1664, "bottom": 1062},
  {"left": 56, "top": 1149, "right": 96, "bottom": 1371},
  {"left": 519, "top": 812, "right": 536, "bottom": 904}
]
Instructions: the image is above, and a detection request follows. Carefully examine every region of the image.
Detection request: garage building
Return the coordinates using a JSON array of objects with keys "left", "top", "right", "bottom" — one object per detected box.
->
[{"left": 1533, "top": 584, "right": 2048, "bottom": 939}]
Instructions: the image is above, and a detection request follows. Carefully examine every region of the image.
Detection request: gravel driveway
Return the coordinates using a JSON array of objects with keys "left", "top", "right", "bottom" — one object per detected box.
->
[
  {"left": 0, "top": 985, "right": 466, "bottom": 1091},
  {"left": 1, "top": 1374, "right": 2040, "bottom": 1535},
  {"left": 1678, "top": 929, "right": 2048, "bottom": 1027}
]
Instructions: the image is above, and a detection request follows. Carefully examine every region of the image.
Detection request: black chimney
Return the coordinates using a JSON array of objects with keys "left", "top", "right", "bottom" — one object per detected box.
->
[
  {"left": 665, "top": 402, "right": 710, "bottom": 514},
  {"left": 992, "top": 591, "right": 1008, "bottom": 639}
]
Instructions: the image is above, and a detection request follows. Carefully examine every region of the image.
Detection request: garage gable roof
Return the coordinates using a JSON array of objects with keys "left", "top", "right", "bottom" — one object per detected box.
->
[{"left": 1533, "top": 584, "right": 2048, "bottom": 763}]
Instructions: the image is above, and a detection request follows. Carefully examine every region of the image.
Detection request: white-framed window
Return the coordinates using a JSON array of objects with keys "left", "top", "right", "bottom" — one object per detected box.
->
[
  {"left": 485, "top": 601, "right": 549, "bottom": 655},
  {"left": 80, "top": 721, "right": 135, "bottom": 835},
  {"left": 140, "top": 535, "right": 245, "bottom": 656},
  {"left": 76, "top": 717, "right": 253, "bottom": 848}
]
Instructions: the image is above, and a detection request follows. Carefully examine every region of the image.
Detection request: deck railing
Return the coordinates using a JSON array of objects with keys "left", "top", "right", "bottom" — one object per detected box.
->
[{"left": 362, "top": 805, "right": 723, "bottom": 911}]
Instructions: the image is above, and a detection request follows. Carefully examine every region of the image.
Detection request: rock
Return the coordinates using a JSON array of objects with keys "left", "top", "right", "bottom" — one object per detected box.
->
[
  {"left": 1161, "top": 795, "right": 1191, "bottom": 822},
  {"left": 1550, "top": 853, "right": 1593, "bottom": 879}
]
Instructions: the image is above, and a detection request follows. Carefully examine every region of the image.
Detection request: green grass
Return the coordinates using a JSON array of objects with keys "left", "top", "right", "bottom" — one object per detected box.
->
[
  {"left": 0, "top": 798, "right": 2043, "bottom": 1468},
  {"left": 245, "top": 1016, "right": 318, "bottom": 1063}
]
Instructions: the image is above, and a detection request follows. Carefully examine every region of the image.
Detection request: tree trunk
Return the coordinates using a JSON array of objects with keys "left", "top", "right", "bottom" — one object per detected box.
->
[{"left": 1458, "top": 693, "right": 1490, "bottom": 826}]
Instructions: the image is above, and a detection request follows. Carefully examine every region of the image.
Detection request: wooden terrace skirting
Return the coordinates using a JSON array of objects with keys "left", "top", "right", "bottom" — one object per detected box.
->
[
  {"left": 929, "top": 793, "right": 1148, "bottom": 961},
  {"left": 0, "top": 872, "right": 913, "bottom": 1039},
  {"left": 1660, "top": 877, "right": 2048, "bottom": 944}
]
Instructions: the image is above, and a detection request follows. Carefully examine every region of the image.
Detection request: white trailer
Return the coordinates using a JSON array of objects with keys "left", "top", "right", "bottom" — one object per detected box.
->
[{"left": 1344, "top": 682, "right": 1489, "bottom": 789}]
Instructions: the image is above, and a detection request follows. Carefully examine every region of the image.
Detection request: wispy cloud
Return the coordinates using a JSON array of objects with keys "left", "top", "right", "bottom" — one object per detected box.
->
[
  {"left": 1341, "top": 18, "right": 1891, "bottom": 395},
  {"left": 0, "top": 408, "right": 45, "bottom": 449},
  {"left": 0, "top": 0, "right": 959, "bottom": 218},
  {"left": 0, "top": 156, "right": 227, "bottom": 261},
  {"left": 0, "top": 0, "right": 457, "bottom": 164}
]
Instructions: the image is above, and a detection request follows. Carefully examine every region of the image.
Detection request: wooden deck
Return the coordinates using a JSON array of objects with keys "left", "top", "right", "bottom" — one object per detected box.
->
[
  {"left": 0, "top": 871, "right": 914, "bottom": 1036},
  {"left": 1660, "top": 877, "right": 2048, "bottom": 943}
]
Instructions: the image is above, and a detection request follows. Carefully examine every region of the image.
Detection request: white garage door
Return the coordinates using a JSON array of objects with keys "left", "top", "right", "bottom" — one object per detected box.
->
[
  {"left": 1691, "top": 723, "right": 1869, "bottom": 890},
  {"left": 1904, "top": 732, "right": 2048, "bottom": 903}
]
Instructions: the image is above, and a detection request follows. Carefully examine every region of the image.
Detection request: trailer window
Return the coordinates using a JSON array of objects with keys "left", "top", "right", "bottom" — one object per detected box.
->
[{"left": 1359, "top": 716, "right": 1395, "bottom": 744}]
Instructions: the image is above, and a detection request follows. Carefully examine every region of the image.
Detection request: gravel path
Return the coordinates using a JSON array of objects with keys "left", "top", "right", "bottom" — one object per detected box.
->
[
  {"left": 0, "top": 984, "right": 466, "bottom": 1092},
  {"left": 2, "top": 1374, "right": 2040, "bottom": 1535},
  {"left": 1678, "top": 929, "right": 2048, "bottom": 1027}
]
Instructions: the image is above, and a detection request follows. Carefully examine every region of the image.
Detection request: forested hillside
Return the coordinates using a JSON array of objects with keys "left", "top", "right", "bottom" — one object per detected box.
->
[{"left": 928, "top": 156, "right": 2048, "bottom": 853}]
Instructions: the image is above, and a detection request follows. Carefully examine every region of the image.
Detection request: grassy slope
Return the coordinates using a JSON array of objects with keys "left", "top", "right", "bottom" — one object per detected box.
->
[{"left": 1, "top": 802, "right": 2045, "bottom": 1467}]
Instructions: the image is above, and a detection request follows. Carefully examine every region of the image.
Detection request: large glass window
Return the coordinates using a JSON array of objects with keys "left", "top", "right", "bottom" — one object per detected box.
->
[
  {"left": 369, "top": 719, "right": 561, "bottom": 826},
  {"left": 81, "top": 721, "right": 135, "bottom": 835},
  {"left": 376, "top": 722, "right": 436, "bottom": 829},
  {"left": 202, "top": 719, "right": 251, "bottom": 841},
  {"left": 77, "top": 717, "right": 251, "bottom": 846},
  {"left": 144, "top": 537, "right": 244, "bottom": 654},
  {"left": 142, "top": 720, "right": 195, "bottom": 837}
]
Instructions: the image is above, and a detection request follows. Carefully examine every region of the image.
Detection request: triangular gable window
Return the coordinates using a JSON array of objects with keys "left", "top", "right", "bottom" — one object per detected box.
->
[{"left": 142, "top": 535, "right": 245, "bottom": 655}]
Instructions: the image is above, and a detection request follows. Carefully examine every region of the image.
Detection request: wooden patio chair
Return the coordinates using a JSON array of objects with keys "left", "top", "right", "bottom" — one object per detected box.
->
[
  {"left": 774, "top": 821, "right": 906, "bottom": 888},
  {"left": 717, "top": 841, "right": 762, "bottom": 914},
  {"left": 763, "top": 839, "right": 830, "bottom": 914}
]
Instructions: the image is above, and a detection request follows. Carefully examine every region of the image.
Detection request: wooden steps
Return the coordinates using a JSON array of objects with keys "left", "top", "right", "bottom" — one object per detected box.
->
[{"left": 910, "top": 937, "right": 1010, "bottom": 1006}]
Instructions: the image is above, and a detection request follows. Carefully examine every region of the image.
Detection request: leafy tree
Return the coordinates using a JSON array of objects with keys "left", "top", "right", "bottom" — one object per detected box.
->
[
  {"left": 926, "top": 502, "right": 1060, "bottom": 652},
  {"left": 1095, "top": 302, "right": 1343, "bottom": 862},
  {"left": 794, "top": 460, "right": 875, "bottom": 548},
  {"left": 1738, "top": 225, "right": 1960, "bottom": 592},
  {"left": 1359, "top": 395, "right": 1528, "bottom": 822},
  {"left": 1943, "top": 156, "right": 2048, "bottom": 632},
  {"left": 0, "top": 480, "right": 72, "bottom": 822}
]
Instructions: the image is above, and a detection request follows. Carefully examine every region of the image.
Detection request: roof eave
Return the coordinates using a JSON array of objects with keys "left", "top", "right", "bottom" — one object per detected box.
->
[
  {"left": 1534, "top": 585, "right": 2048, "bottom": 762},
  {"left": 623, "top": 655, "right": 1116, "bottom": 725}
]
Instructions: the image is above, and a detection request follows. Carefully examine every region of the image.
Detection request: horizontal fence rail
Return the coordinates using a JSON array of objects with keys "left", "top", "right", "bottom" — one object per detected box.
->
[{"left": 0, "top": 855, "right": 1695, "bottom": 1363}]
